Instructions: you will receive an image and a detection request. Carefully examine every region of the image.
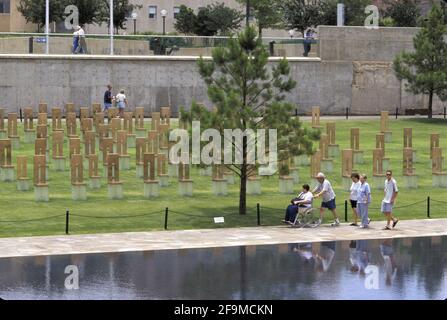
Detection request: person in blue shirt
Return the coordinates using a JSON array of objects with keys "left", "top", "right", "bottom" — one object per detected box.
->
[
  {"left": 303, "top": 29, "right": 314, "bottom": 57},
  {"left": 357, "top": 174, "right": 371, "bottom": 229}
]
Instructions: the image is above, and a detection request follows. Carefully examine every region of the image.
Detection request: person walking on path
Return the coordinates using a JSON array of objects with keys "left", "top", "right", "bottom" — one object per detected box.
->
[
  {"left": 75, "top": 26, "right": 88, "bottom": 54},
  {"left": 72, "top": 29, "right": 80, "bottom": 54},
  {"left": 382, "top": 170, "right": 399, "bottom": 230},
  {"left": 357, "top": 174, "right": 371, "bottom": 229},
  {"left": 115, "top": 89, "right": 128, "bottom": 118},
  {"left": 313, "top": 172, "right": 340, "bottom": 226},
  {"left": 103, "top": 85, "right": 114, "bottom": 112},
  {"left": 349, "top": 173, "right": 361, "bottom": 226}
]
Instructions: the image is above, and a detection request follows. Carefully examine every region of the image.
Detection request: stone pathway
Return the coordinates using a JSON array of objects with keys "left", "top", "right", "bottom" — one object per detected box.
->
[{"left": 0, "top": 218, "right": 446, "bottom": 258}]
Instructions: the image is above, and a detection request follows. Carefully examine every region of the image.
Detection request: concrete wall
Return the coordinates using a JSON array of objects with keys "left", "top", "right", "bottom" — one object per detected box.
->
[
  {"left": 318, "top": 26, "right": 418, "bottom": 62},
  {"left": 0, "top": 55, "right": 337, "bottom": 116},
  {"left": 0, "top": 38, "right": 319, "bottom": 57},
  {"left": 0, "top": 37, "right": 151, "bottom": 55},
  {"left": 318, "top": 26, "right": 443, "bottom": 114},
  {"left": 0, "top": 26, "right": 444, "bottom": 116}
]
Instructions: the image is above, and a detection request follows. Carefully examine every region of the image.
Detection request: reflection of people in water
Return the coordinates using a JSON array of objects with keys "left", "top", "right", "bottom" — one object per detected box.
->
[
  {"left": 380, "top": 239, "right": 397, "bottom": 286},
  {"left": 349, "top": 240, "right": 359, "bottom": 272},
  {"left": 348, "top": 240, "right": 371, "bottom": 276},
  {"left": 292, "top": 243, "right": 315, "bottom": 263},
  {"left": 356, "top": 240, "right": 371, "bottom": 276},
  {"left": 314, "top": 241, "right": 336, "bottom": 272}
]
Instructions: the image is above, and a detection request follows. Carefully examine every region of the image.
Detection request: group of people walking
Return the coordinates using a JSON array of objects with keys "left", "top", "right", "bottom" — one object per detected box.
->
[
  {"left": 103, "top": 85, "right": 128, "bottom": 118},
  {"left": 284, "top": 171, "right": 400, "bottom": 230}
]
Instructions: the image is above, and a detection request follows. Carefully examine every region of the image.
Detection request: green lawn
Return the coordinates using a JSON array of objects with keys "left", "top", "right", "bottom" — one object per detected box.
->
[{"left": 1, "top": 117, "right": 447, "bottom": 238}]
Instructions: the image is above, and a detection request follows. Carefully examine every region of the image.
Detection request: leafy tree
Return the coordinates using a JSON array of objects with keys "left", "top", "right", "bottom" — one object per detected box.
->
[
  {"left": 174, "top": 3, "right": 243, "bottom": 36},
  {"left": 393, "top": 5, "right": 447, "bottom": 119},
  {"left": 236, "top": 0, "right": 283, "bottom": 38},
  {"left": 64, "top": 0, "right": 105, "bottom": 27},
  {"left": 181, "top": 27, "right": 318, "bottom": 215},
  {"left": 319, "top": 0, "right": 371, "bottom": 27},
  {"left": 382, "top": 0, "right": 421, "bottom": 27},
  {"left": 281, "top": 0, "right": 323, "bottom": 35},
  {"left": 195, "top": 3, "right": 244, "bottom": 36},
  {"left": 101, "top": 0, "right": 141, "bottom": 34},
  {"left": 174, "top": 5, "right": 197, "bottom": 35},
  {"left": 17, "top": 0, "right": 66, "bottom": 31}
]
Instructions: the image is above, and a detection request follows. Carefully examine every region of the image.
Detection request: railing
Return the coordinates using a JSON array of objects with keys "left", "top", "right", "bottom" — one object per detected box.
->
[
  {"left": 0, "top": 197, "right": 441, "bottom": 236},
  {"left": 0, "top": 32, "right": 320, "bottom": 58}
]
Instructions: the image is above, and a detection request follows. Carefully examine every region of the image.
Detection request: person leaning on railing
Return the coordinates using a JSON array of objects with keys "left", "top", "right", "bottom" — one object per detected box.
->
[{"left": 303, "top": 29, "right": 315, "bottom": 57}]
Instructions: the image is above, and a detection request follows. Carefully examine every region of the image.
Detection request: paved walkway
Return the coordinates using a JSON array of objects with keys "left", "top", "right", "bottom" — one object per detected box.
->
[{"left": 0, "top": 219, "right": 446, "bottom": 258}]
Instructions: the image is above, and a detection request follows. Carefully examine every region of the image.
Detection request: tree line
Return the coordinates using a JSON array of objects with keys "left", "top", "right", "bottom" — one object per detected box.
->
[
  {"left": 18, "top": 0, "right": 140, "bottom": 33},
  {"left": 174, "top": 0, "right": 447, "bottom": 37}
]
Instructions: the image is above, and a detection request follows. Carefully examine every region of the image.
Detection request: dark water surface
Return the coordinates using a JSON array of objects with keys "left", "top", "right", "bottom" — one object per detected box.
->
[{"left": 0, "top": 236, "right": 446, "bottom": 300}]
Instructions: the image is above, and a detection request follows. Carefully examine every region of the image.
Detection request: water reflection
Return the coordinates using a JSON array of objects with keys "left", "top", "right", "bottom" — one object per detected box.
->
[{"left": 0, "top": 236, "right": 445, "bottom": 300}]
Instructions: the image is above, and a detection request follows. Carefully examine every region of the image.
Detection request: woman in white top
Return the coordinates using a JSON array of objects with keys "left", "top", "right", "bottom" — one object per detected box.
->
[
  {"left": 349, "top": 173, "right": 361, "bottom": 226},
  {"left": 115, "top": 89, "right": 128, "bottom": 118}
]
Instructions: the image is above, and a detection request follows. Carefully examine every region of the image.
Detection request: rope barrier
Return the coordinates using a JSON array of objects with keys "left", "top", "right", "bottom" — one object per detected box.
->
[
  {"left": 0, "top": 197, "right": 439, "bottom": 231},
  {"left": 0, "top": 214, "right": 65, "bottom": 223},
  {"left": 430, "top": 198, "right": 447, "bottom": 205},
  {"left": 260, "top": 206, "right": 284, "bottom": 212},
  {"left": 69, "top": 210, "right": 163, "bottom": 219}
]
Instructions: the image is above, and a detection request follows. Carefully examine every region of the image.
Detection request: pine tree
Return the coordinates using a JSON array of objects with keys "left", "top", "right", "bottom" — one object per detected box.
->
[
  {"left": 181, "top": 27, "right": 319, "bottom": 215},
  {"left": 393, "top": 5, "right": 447, "bottom": 119}
]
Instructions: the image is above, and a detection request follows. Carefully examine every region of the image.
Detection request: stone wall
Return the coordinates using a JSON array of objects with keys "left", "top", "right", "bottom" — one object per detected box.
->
[
  {"left": 0, "top": 37, "right": 151, "bottom": 55},
  {"left": 0, "top": 26, "right": 445, "bottom": 115},
  {"left": 318, "top": 26, "right": 418, "bottom": 62},
  {"left": 0, "top": 55, "right": 339, "bottom": 116},
  {"left": 319, "top": 26, "right": 443, "bottom": 114}
]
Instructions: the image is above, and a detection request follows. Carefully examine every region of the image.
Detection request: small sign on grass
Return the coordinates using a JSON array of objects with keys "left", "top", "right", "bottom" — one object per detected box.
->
[{"left": 214, "top": 217, "right": 225, "bottom": 224}]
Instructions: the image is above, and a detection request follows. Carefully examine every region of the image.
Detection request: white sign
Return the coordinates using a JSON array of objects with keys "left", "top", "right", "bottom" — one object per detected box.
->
[
  {"left": 64, "top": 265, "right": 79, "bottom": 290},
  {"left": 364, "top": 5, "right": 379, "bottom": 30},
  {"left": 214, "top": 217, "right": 225, "bottom": 224}
]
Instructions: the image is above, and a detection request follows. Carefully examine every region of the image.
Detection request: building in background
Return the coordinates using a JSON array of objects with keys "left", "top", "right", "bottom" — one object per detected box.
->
[
  {"left": 0, "top": 0, "right": 36, "bottom": 32},
  {"left": 0, "top": 0, "right": 445, "bottom": 34},
  {"left": 84, "top": 0, "right": 287, "bottom": 37}
]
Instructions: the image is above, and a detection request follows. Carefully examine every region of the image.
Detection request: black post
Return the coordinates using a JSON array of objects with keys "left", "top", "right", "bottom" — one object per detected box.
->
[
  {"left": 257, "top": 203, "right": 261, "bottom": 226},
  {"left": 246, "top": 0, "right": 250, "bottom": 27},
  {"left": 65, "top": 210, "right": 70, "bottom": 235},
  {"left": 427, "top": 197, "right": 430, "bottom": 218},
  {"left": 346, "top": 108, "right": 349, "bottom": 120},
  {"left": 29, "top": 37, "right": 34, "bottom": 54},
  {"left": 19, "top": 108, "right": 23, "bottom": 122},
  {"left": 344, "top": 200, "right": 348, "bottom": 222},
  {"left": 395, "top": 107, "right": 399, "bottom": 119},
  {"left": 295, "top": 109, "right": 298, "bottom": 117},
  {"left": 164, "top": 207, "right": 169, "bottom": 230},
  {"left": 444, "top": 107, "right": 446, "bottom": 119}
]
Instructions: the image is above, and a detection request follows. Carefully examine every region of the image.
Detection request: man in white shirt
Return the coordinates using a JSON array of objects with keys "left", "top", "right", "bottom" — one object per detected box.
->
[
  {"left": 76, "top": 25, "right": 87, "bottom": 54},
  {"left": 313, "top": 172, "right": 340, "bottom": 226},
  {"left": 381, "top": 170, "right": 399, "bottom": 230}
]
